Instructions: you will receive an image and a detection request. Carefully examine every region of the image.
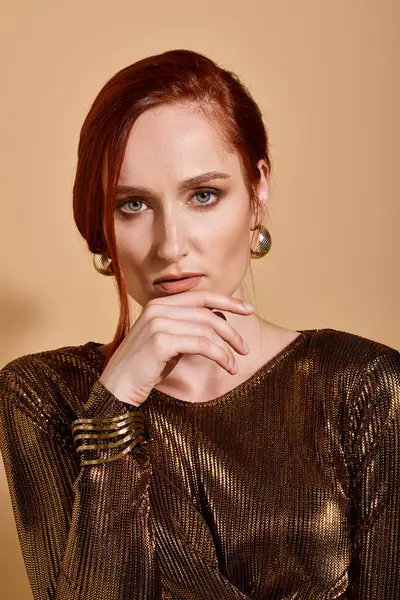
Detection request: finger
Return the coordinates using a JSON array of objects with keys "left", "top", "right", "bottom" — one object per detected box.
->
[{"left": 150, "top": 292, "right": 253, "bottom": 314}]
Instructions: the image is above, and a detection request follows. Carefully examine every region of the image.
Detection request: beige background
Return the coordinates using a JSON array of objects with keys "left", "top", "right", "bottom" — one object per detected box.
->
[{"left": 1, "top": 0, "right": 399, "bottom": 596}]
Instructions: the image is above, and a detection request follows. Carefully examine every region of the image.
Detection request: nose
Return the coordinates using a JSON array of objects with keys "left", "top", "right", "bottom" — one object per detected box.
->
[{"left": 155, "top": 210, "right": 190, "bottom": 263}]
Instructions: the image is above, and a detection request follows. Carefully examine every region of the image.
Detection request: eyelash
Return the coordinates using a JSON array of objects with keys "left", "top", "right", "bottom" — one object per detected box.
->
[{"left": 115, "top": 188, "right": 224, "bottom": 216}]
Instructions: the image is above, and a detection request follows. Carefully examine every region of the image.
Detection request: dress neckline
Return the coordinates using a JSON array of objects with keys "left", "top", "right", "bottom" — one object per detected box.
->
[{"left": 84, "top": 329, "right": 318, "bottom": 409}]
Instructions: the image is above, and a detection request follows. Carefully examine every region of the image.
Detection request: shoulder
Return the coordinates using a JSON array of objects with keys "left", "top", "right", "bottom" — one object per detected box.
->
[
  {"left": 0, "top": 341, "right": 98, "bottom": 387},
  {"left": 313, "top": 331, "right": 400, "bottom": 473},
  {"left": 0, "top": 341, "right": 101, "bottom": 436},
  {"left": 301, "top": 329, "right": 400, "bottom": 455},
  {"left": 298, "top": 328, "right": 399, "bottom": 408},
  {"left": 306, "top": 327, "right": 399, "bottom": 373},
  {"left": 307, "top": 326, "right": 397, "bottom": 357},
  {"left": 308, "top": 327, "right": 399, "bottom": 414}
]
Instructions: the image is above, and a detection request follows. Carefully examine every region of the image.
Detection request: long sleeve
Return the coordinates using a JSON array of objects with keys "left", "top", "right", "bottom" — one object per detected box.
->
[
  {"left": 2, "top": 330, "right": 399, "bottom": 599},
  {"left": 0, "top": 366, "right": 159, "bottom": 600},
  {"left": 346, "top": 347, "right": 400, "bottom": 599}
]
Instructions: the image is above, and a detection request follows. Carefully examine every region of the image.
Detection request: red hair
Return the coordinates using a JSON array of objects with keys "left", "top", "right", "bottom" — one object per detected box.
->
[{"left": 73, "top": 49, "right": 272, "bottom": 368}]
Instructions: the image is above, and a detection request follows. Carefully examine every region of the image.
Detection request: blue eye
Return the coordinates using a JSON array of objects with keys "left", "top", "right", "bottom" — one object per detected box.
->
[
  {"left": 193, "top": 189, "right": 223, "bottom": 208},
  {"left": 116, "top": 188, "right": 223, "bottom": 215},
  {"left": 117, "top": 198, "right": 145, "bottom": 214}
]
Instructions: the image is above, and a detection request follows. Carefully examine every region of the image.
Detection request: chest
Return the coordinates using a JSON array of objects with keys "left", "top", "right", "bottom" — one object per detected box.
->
[{"left": 145, "top": 397, "right": 351, "bottom": 598}]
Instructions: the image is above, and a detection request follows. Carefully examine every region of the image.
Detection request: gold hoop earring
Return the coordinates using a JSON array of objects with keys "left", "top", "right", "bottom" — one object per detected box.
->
[
  {"left": 92, "top": 253, "right": 114, "bottom": 276},
  {"left": 250, "top": 224, "right": 271, "bottom": 259}
]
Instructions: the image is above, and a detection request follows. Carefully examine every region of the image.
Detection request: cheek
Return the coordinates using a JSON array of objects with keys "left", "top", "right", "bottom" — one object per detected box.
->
[
  {"left": 114, "top": 233, "right": 145, "bottom": 274},
  {"left": 209, "top": 217, "right": 251, "bottom": 275},
  {"left": 209, "top": 213, "right": 249, "bottom": 248}
]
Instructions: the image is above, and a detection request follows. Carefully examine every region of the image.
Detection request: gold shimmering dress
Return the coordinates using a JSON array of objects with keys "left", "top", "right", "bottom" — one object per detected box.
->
[{"left": 0, "top": 328, "right": 399, "bottom": 599}]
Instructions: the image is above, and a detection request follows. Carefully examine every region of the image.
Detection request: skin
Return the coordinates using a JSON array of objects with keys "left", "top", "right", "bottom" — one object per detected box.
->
[{"left": 98, "top": 103, "right": 300, "bottom": 402}]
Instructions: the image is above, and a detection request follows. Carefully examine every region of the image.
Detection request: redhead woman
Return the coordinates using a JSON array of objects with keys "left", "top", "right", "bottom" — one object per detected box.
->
[{"left": 0, "top": 49, "right": 399, "bottom": 599}]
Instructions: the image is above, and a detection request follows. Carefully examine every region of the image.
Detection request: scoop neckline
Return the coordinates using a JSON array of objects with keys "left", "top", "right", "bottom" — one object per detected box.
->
[{"left": 84, "top": 328, "right": 317, "bottom": 409}]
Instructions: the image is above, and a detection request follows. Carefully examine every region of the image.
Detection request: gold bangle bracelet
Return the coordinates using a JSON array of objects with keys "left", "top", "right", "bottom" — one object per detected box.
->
[{"left": 71, "top": 410, "right": 146, "bottom": 466}]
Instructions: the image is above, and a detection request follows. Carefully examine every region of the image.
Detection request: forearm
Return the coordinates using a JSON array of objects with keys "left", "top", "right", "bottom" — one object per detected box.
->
[{"left": 0, "top": 370, "right": 160, "bottom": 600}]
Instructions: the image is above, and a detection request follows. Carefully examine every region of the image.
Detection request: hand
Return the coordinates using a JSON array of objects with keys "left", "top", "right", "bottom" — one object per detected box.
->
[{"left": 98, "top": 291, "right": 254, "bottom": 406}]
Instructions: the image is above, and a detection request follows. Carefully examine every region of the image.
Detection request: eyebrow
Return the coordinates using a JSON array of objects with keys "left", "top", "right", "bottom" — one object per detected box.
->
[{"left": 116, "top": 171, "right": 231, "bottom": 195}]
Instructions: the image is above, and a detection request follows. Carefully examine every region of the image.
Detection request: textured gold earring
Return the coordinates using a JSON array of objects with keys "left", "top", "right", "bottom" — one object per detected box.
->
[
  {"left": 92, "top": 253, "right": 114, "bottom": 276},
  {"left": 250, "top": 224, "right": 271, "bottom": 259}
]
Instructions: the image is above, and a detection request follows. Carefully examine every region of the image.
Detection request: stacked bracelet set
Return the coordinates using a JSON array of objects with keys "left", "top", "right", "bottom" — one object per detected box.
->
[{"left": 71, "top": 408, "right": 145, "bottom": 466}]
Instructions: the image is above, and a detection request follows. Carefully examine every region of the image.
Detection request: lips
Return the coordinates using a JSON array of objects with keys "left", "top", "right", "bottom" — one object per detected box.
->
[
  {"left": 154, "top": 273, "right": 203, "bottom": 283},
  {"left": 155, "top": 275, "right": 203, "bottom": 293}
]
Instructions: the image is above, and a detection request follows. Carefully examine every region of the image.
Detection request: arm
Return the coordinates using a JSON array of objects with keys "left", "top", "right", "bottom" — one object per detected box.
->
[
  {"left": 347, "top": 347, "right": 400, "bottom": 599},
  {"left": 0, "top": 367, "right": 160, "bottom": 600}
]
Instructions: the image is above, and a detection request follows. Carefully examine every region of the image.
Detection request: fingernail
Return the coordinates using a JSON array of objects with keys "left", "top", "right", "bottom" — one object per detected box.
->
[{"left": 243, "top": 302, "right": 254, "bottom": 311}]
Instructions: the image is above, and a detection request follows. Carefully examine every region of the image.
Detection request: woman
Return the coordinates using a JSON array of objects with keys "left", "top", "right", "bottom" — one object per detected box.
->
[{"left": 0, "top": 49, "right": 399, "bottom": 600}]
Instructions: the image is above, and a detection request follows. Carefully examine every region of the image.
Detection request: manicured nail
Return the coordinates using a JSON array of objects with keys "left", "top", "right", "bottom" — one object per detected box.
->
[
  {"left": 231, "top": 361, "right": 239, "bottom": 373},
  {"left": 243, "top": 302, "right": 254, "bottom": 311}
]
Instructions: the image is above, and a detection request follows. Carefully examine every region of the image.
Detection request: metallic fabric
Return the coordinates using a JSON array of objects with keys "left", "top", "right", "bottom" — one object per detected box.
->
[{"left": 0, "top": 328, "right": 399, "bottom": 599}]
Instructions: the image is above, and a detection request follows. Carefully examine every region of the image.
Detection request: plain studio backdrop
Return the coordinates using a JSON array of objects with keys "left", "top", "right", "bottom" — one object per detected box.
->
[{"left": 0, "top": 0, "right": 399, "bottom": 595}]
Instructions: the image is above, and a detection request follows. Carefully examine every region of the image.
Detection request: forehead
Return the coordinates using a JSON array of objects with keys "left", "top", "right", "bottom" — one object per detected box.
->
[{"left": 119, "top": 103, "right": 241, "bottom": 184}]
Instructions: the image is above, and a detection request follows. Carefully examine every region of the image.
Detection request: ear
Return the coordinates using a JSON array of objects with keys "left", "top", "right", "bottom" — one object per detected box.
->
[{"left": 250, "top": 159, "right": 269, "bottom": 231}]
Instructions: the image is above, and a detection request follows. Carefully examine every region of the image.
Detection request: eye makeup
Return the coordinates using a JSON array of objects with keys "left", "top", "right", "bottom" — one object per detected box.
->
[{"left": 115, "top": 188, "right": 224, "bottom": 216}]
